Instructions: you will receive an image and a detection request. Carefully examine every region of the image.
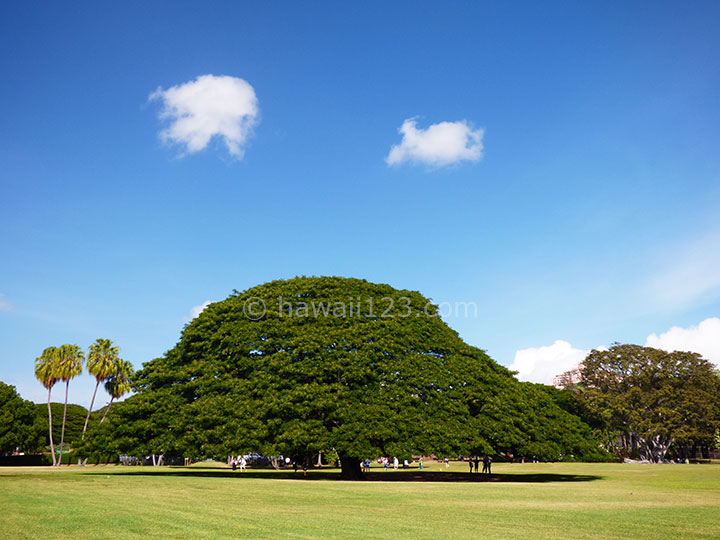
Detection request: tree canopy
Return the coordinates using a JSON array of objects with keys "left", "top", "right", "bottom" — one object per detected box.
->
[{"left": 84, "top": 277, "right": 607, "bottom": 476}]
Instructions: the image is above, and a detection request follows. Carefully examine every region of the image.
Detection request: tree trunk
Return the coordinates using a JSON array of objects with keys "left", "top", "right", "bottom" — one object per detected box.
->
[
  {"left": 316, "top": 451, "right": 323, "bottom": 467},
  {"left": 339, "top": 453, "right": 364, "bottom": 480},
  {"left": 82, "top": 380, "right": 101, "bottom": 439},
  {"left": 57, "top": 381, "right": 70, "bottom": 466},
  {"left": 650, "top": 435, "right": 673, "bottom": 462},
  {"left": 47, "top": 388, "right": 56, "bottom": 466},
  {"left": 100, "top": 398, "right": 114, "bottom": 422},
  {"left": 636, "top": 433, "right": 673, "bottom": 463}
]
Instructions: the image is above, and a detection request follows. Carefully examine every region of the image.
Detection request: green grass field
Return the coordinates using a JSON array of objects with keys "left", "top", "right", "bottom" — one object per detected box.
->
[{"left": 2, "top": 461, "right": 719, "bottom": 539}]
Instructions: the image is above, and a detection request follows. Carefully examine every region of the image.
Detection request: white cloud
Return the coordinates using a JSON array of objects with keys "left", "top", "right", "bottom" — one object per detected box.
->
[
  {"left": 186, "top": 301, "right": 211, "bottom": 322},
  {"left": 0, "top": 293, "right": 13, "bottom": 311},
  {"left": 646, "top": 317, "right": 720, "bottom": 368},
  {"left": 150, "top": 74, "right": 259, "bottom": 158},
  {"left": 386, "top": 118, "right": 484, "bottom": 167},
  {"left": 510, "top": 340, "right": 588, "bottom": 384}
]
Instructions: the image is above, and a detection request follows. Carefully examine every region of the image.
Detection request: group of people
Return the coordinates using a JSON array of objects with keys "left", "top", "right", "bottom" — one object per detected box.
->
[
  {"left": 362, "top": 456, "right": 495, "bottom": 473},
  {"left": 231, "top": 454, "right": 493, "bottom": 474},
  {"left": 374, "top": 456, "right": 413, "bottom": 471},
  {"left": 363, "top": 456, "right": 455, "bottom": 472},
  {"left": 230, "top": 456, "right": 247, "bottom": 471},
  {"left": 285, "top": 457, "right": 308, "bottom": 475},
  {"left": 468, "top": 455, "right": 492, "bottom": 474}
]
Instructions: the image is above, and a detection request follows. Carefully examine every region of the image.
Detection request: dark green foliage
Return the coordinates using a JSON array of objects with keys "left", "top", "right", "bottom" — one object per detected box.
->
[
  {"left": 485, "top": 382, "right": 610, "bottom": 461},
  {"left": 84, "top": 277, "right": 608, "bottom": 472},
  {"left": 537, "top": 383, "right": 619, "bottom": 460},
  {"left": 0, "top": 382, "right": 45, "bottom": 453},
  {"left": 38, "top": 403, "right": 89, "bottom": 451}
]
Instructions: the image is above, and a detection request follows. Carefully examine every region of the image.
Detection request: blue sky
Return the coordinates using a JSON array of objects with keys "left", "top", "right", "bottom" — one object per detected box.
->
[{"left": 1, "top": 1, "right": 719, "bottom": 406}]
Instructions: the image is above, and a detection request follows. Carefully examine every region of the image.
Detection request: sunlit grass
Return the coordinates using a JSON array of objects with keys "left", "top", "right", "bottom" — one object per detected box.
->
[{"left": 1, "top": 462, "right": 719, "bottom": 539}]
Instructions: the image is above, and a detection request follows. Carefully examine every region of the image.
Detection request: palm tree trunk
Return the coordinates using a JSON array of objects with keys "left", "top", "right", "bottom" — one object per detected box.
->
[
  {"left": 100, "top": 397, "right": 114, "bottom": 422},
  {"left": 47, "top": 388, "right": 56, "bottom": 466},
  {"left": 57, "top": 381, "right": 69, "bottom": 466},
  {"left": 82, "top": 380, "right": 101, "bottom": 439}
]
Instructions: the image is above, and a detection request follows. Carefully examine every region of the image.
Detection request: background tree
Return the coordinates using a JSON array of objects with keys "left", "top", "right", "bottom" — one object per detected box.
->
[
  {"left": 55, "top": 344, "right": 84, "bottom": 465},
  {"left": 34, "top": 346, "right": 59, "bottom": 465},
  {"left": 87, "top": 277, "right": 607, "bottom": 477},
  {"left": 34, "top": 402, "right": 89, "bottom": 463},
  {"left": 569, "top": 344, "right": 720, "bottom": 462},
  {"left": 83, "top": 338, "right": 120, "bottom": 438},
  {"left": 0, "top": 381, "right": 44, "bottom": 454}
]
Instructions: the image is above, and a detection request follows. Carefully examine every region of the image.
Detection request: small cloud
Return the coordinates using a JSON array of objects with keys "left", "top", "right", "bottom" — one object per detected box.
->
[
  {"left": 386, "top": 118, "right": 484, "bottom": 167},
  {"left": 185, "top": 301, "right": 211, "bottom": 322},
  {"left": 510, "top": 340, "right": 589, "bottom": 384},
  {"left": 150, "top": 74, "right": 259, "bottom": 158},
  {"left": 0, "top": 294, "right": 13, "bottom": 311},
  {"left": 646, "top": 317, "right": 720, "bottom": 368}
]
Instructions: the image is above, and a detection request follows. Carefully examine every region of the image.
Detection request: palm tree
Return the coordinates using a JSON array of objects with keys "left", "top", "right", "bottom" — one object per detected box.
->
[
  {"left": 34, "top": 347, "right": 59, "bottom": 466},
  {"left": 101, "top": 360, "right": 134, "bottom": 423},
  {"left": 82, "top": 338, "right": 120, "bottom": 439},
  {"left": 55, "top": 344, "right": 84, "bottom": 466}
]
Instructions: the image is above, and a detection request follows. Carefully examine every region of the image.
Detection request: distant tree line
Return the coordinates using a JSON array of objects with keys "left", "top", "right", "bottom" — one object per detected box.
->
[{"left": 0, "top": 381, "right": 90, "bottom": 457}]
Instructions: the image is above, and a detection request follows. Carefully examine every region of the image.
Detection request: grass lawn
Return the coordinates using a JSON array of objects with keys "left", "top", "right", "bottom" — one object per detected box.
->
[{"left": 1, "top": 461, "right": 719, "bottom": 539}]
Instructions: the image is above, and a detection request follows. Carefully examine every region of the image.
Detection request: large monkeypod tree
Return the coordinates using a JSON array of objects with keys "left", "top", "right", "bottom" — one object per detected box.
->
[{"left": 105, "top": 277, "right": 604, "bottom": 478}]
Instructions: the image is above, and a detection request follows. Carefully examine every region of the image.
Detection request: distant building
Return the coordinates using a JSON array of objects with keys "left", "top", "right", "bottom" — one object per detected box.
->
[{"left": 552, "top": 364, "right": 583, "bottom": 388}]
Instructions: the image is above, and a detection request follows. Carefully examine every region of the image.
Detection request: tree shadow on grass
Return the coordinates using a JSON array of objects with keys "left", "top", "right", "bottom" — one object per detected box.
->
[{"left": 86, "top": 467, "right": 602, "bottom": 483}]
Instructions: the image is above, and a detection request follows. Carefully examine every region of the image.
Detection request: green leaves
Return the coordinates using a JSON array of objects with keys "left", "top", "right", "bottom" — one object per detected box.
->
[
  {"left": 56, "top": 344, "right": 84, "bottom": 382},
  {"left": 0, "top": 382, "right": 44, "bottom": 453},
  {"left": 87, "top": 339, "right": 121, "bottom": 383},
  {"left": 104, "top": 360, "right": 134, "bottom": 400},
  {"left": 34, "top": 347, "right": 60, "bottom": 389}
]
